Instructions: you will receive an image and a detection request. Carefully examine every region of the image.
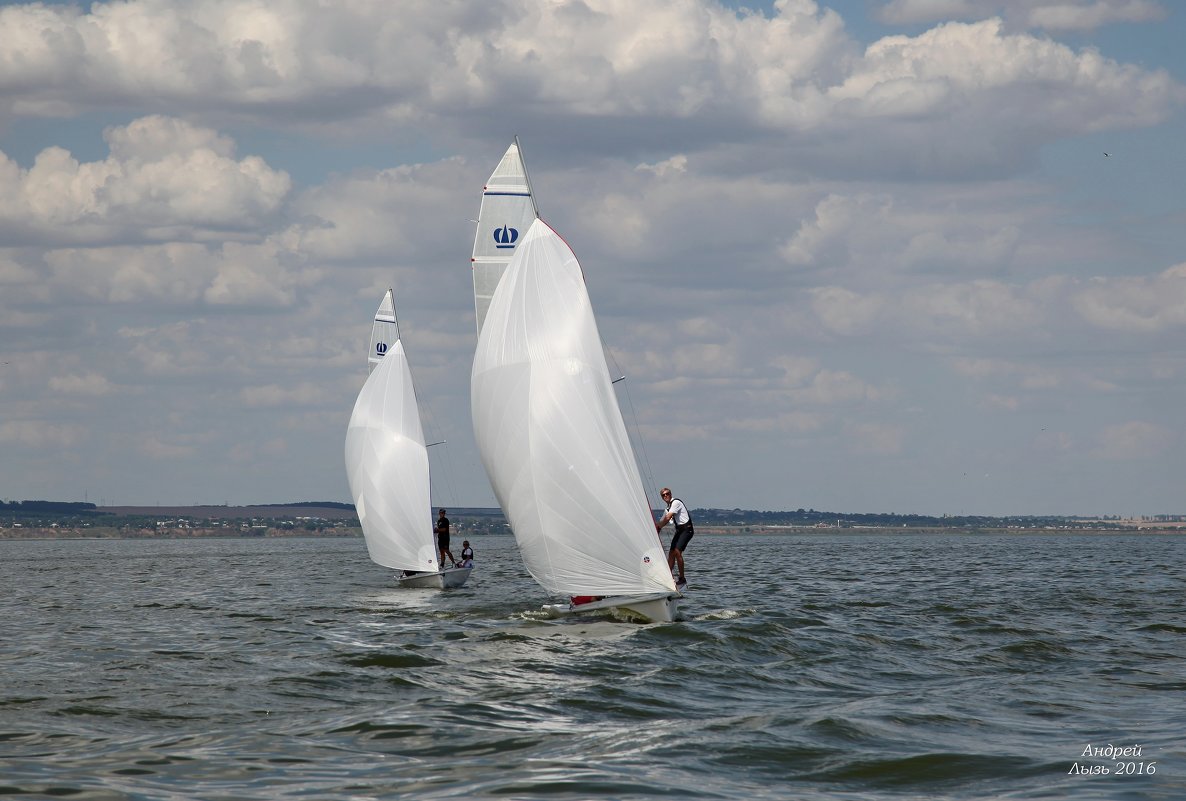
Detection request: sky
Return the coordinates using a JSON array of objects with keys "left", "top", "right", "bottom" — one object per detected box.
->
[{"left": 1, "top": 0, "right": 1184, "bottom": 517}]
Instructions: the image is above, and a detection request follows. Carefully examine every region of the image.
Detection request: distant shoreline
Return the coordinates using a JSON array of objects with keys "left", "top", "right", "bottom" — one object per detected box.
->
[
  {"left": 5, "top": 525, "right": 1185, "bottom": 542},
  {"left": 4, "top": 502, "right": 1183, "bottom": 542}
]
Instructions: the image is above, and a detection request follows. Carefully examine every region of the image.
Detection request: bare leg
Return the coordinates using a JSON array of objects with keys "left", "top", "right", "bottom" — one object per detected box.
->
[{"left": 670, "top": 548, "right": 685, "bottom": 581}]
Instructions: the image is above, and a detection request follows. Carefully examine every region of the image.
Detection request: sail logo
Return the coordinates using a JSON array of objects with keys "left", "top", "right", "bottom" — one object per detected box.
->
[
  {"left": 493, "top": 225, "right": 519, "bottom": 249},
  {"left": 375, "top": 342, "right": 388, "bottom": 356}
]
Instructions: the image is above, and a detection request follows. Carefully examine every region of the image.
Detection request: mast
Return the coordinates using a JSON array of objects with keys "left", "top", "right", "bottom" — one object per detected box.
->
[{"left": 514, "top": 135, "right": 540, "bottom": 219}]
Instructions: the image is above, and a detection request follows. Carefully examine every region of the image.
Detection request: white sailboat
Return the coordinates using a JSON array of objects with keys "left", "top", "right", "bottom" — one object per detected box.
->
[
  {"left": 345, "top": 289, "right": 472, "bottom": 589},
  {"left": 471, "top": 215, "right": 680, "bottom": 623}
]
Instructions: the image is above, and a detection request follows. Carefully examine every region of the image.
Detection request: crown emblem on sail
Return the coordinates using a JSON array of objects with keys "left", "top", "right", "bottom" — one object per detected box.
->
[
  {"left": 493, "top": 225, "right": 519, "bottom": 249},
  {"left": 375, "top": 342, "right": 388, "bottom": 356}
]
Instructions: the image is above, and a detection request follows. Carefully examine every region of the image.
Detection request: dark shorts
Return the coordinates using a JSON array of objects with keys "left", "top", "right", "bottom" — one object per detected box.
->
[
  {"left": 437, "top": 533, "right": 450, "bottom": 550},
  {"left": 669, "top": 523, "right": 694, "bottom": 553}
]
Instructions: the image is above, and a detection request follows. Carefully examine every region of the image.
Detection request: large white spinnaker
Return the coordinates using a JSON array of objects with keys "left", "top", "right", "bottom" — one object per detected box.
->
[
  {"left": 367, "top": 289, "right": 398, "bottom": 373},
  {"left": 345, "top": 313, "right": 438, "bottom": 575},
  {"left": 471, "top": 218, "right": 675, "bottom": 598},
  {"left": 471, "top": 138, "right": 538, "bottom": 336}
]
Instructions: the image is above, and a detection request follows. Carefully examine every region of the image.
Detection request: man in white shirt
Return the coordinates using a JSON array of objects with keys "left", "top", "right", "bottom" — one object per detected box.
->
[{"left": 655, "top": 487, "right": 693, "bottom": 588}]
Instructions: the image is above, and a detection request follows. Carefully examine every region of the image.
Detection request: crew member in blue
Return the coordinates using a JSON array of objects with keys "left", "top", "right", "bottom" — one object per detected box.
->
[{"left": 655, "top": 487, "right": 692, "bottom": 588}]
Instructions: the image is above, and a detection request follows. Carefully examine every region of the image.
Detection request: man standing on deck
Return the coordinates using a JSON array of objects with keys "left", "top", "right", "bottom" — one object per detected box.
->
[
  {"left": 655, "top": 488, "right": 692, "bottom": 588},
  {"left": 435, "top": 508, "right": 457, "bottom": 568}
]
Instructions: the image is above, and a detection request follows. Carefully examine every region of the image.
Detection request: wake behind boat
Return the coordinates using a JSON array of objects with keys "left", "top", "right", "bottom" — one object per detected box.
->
[
  {"left": 345, "top": 289, "right": 471, "bottom": 590},
  {"left": 471, "top": 179, "right": 680, "bottom": 621}
]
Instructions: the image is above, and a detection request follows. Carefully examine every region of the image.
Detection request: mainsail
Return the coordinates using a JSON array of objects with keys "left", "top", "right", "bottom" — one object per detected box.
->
[
  {"left": 471, "top": 219, "right": 675, "bottom": 598},
  {"left": 470, "top": 138, "right": 538, "bottom": 336},
  {"left": 367, "top": 289, "right": 397, "bottom": 373},
  {"left": 345, "top": 292, "right": 438, "bottom": 574}
]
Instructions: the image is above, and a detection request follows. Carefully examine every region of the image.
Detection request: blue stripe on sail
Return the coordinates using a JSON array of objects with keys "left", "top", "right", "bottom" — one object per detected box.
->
[{"left": 483, "top": 192, "right": 531, "bottom": 197}]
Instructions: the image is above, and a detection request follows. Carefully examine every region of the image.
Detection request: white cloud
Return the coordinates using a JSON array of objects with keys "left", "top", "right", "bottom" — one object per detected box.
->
[
  {"left": 636, "top": 154, "right": 689, "bottom": 177},
  {"left": 876, "top": 1, "right": 1167, "bottom": 31},
  {"left": 139, "top": 437, "right": 196, "bottom": 460},
  {"left": 48, "top": 372, "right": 115, "bottom": 396},
  {"left": 1094, "top": 420, "right": 1173, "bottom": 459},
  {"left": 0, "top": 116, "right": 290, "bottom": 241},
  {"left": 241, "top": 382, "right": 336, "bottom": 409},
  {"left": 846, "top": 421, "right": 905, "bottom": 454},
  {"left": 1027, "top": 1, "right": 1166, "bottom": 30},
  {"left": 904, "top": 280, "right": 1041, "bottom": 335},
  {"left": 782, "top": 190, "right": 1033, "bottom": 275},
  {"left": 0, "top": 1, "right": 1174, "bottom": 175},
  {"left": 833, "top": 18, "right": 1177, "bottom": 133},
  {"left": 1072, "top": 263, "right": 1186, "bottom": 332},
  {"left": 0, "top": 419, "right": 88, "bottom": 448},
  {"left": 791, "top": 368, "right": 882, "bottom": 405}
]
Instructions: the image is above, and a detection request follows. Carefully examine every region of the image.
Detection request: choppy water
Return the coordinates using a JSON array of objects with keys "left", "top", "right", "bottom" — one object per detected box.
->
[{"left": 2, "top": 532, "right": 1183, "bottom": 800}]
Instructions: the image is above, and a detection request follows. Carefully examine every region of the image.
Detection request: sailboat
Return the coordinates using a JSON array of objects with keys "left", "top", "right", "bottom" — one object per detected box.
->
[
  {"left": 345, "top": 289, "right": 472, "bottom": 589},
  {"left": 471, "top": 202, "right": 681, "bottom": 621}
]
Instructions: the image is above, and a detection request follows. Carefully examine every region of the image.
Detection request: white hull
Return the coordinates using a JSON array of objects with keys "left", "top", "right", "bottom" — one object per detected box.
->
[
  {"left": 396, "top": 566, "right": 473, "bottom": 589},
  {"left": 541, "top": 591, "right": 681, "bottom": 623}
]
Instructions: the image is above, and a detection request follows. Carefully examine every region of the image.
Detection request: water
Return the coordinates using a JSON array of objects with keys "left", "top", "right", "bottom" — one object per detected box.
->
[{"left": 2, "top": 532, "right": 1183, "bottom": 800}]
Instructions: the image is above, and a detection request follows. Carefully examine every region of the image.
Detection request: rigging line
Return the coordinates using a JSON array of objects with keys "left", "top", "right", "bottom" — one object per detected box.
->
[
  {"left": 605, "top": 344, "right": 659, "bottom": 503},
  {"left": 421, "top": 394, "right": 461, "bottom": 510},
  {"left": 392, "top": 289, "right": 460, "bottom": 510}
]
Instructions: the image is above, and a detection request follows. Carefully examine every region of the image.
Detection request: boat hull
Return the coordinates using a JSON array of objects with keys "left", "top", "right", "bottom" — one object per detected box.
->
[
  {"left": 396, "top": 566, "right": 473, "bottom": 589},
  {"left": 541, "top": 591, "right": 681, "bottom": 623}
]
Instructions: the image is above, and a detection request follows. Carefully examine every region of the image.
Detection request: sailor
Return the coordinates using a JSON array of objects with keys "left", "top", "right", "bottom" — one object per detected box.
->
[
  {"left": 435, "top": 508, "right": 457, "bottom": 568},
  {"left": 460, "top": 540, "right": 474, "bottom": 568},
  {"left": 655, "top": 487, "right": 692, "bottom": 588}
]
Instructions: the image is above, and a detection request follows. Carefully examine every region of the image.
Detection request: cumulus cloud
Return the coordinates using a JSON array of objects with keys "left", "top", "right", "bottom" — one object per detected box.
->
[
  {"left": 783, "top": 191, "right": 1029, "bottom": 275},
  {"left": 1072, "top": 263, "right": 1186, "bottom": 332},
  {"left": 0, "top": 116, "right": 291, "bottom": 243},
  {"left": 0, "top": 419, "right": 88, "bottom": 447},
  {"left": 1094, "top": 420, "right": 1173, "bottom": 459},
  {"left": 0, "top": 1, "right": 1176, "bottom": 178},
  {"left": 288, "top": 157, "right": 470, "bottom": 264},
  {"left": 832, "top": 18, "right": 1176, "bottom": 131},
  {"left": 48, "top": 372, "right": 115, "bottom": 396},
  {"left": 846, "top": 421, "right": 905, "bottom": 454},
  {"left": 876, "top": 0, "right": 1167, "bottom": 31},
  {"left": 138, "top": 437, "right": 196, "bottom": 460},
  {"left": 240, "top": 382, "right": 336, "bottom": 408},
  {"left": 43, "top": 240, "right": 301, "bottom": 306},
  {"left": 636, "top": 155, "right": 689, "bottom": 177}
]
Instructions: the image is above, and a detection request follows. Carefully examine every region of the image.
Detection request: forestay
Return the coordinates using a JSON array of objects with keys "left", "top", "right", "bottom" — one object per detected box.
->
[
  {"left": 470, "top": 140, "right": 538, "bottom": 336},
  {"left": 471, "top": 218, "right": 675, "bottom": 598}
]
